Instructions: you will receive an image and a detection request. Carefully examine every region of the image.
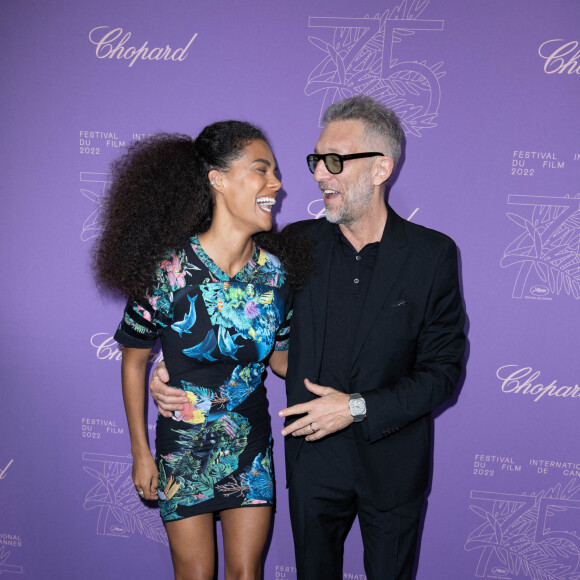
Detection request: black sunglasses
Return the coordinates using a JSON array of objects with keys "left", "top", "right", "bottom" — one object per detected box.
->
[{"left": 306, "top": 152, "right": 385, "bottom": 174}]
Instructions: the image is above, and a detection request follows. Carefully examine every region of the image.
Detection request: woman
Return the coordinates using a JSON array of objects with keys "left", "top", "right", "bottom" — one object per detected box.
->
[{"left": 94, "top": 122, "right": 309, "bottom": 579}]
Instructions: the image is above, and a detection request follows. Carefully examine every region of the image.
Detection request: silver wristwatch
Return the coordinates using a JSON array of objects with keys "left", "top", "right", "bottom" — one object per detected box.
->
[{"left": 349, "top": 393, "right": 367, "bottom": 422}]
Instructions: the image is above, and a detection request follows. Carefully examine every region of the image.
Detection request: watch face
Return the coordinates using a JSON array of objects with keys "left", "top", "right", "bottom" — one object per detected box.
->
[{"left": 350, "top": 399, "right": 365, "bottom": 415}]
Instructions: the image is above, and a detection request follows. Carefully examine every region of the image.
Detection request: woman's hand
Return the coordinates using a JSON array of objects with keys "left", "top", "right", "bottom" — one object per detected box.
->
[
  {"left": 132, "top": 452, "right": 159, "bottom": 501},
  {"left": 121, "top": 347, "right": 158, "bottom": 501}
]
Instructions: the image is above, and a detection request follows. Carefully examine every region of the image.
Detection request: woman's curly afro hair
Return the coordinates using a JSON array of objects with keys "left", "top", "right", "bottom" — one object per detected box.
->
[{"left": 93, "top": 121, "right": 312, "bottom": 298}]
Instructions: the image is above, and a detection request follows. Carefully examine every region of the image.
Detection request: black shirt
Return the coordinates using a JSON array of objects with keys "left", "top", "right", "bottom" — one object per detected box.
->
[{"left": 319, "top": 225, "right": 380, "bottom": 394}]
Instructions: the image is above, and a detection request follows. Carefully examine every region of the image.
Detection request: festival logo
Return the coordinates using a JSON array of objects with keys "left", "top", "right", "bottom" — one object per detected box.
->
[
  {"left": 272, "top": 564, "right": 297, "bottom": 579},
  {"left": 80, "top": 172, "right": 110, "bottom": 242},
  {"left": 79, "top": 130, "right": 155, "bottom": 239},
  {"left": 81, "top": 416, "right": 125, "bottom": 440},
  {"left": 270, "top": 564, "right": 365, "bottom": 579},
  {"left": 82, "top": 452, "right": 167, "bottom": 544},
  {"left": 89, "top": 26, "right": 198, "bottom": 68},
  {"left": 500, "top": 193, "right": 580, "bottom": 300},
  {"left": 465, "top": 479, "right": 580, "bottom": 579},
  {"left": 79, "top": 131, "right": 126, "bottom": 156},
  {"left": 538, "top": 39, "right": 580, "bottom": 75},
  {"left": 0, "top": 533, "right": 23, "bottom": 577},
  {"left": 305, "top": 0, "right": 445, "bottom": 136},
  {"left": 0, "top": 546, "right": 23, "bottom": 576}
]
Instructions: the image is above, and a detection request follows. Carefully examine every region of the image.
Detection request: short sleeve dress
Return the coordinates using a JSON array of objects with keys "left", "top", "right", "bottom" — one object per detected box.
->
[{"left": 114, "top": 235, "right": 292, "bottom": 522}]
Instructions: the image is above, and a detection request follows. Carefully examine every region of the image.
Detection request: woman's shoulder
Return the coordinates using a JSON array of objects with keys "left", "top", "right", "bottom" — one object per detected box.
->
[
  {"left": 251, "top": 247, "right": 287, "bottom": 289},
  {"left": 152, "top": 239, "right": 202, "bottom": 292}
]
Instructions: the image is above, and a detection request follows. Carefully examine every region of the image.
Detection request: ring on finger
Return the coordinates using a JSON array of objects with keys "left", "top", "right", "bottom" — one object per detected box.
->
[{"left": 137, "top": 489, "right": 144, "bottom": 496}]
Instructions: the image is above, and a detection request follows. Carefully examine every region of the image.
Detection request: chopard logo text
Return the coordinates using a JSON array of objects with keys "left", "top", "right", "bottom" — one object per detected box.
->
[
  {"left": 91, "top": 333, "right": 163, "bottom": 364},
  {"left": 538, "top": 39, "right": 580, "bottom": 74},
  {"left": 89, "top": 26, "right": 198, "bottom": 68},
  {"left": 497, "top": 365, "right": 579, "bottom": 402}
]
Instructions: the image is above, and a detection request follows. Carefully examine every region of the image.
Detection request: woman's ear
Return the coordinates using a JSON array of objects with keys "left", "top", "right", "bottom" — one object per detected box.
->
[{"left": 208, "top": 169, "right": 223, "bottom": 191}]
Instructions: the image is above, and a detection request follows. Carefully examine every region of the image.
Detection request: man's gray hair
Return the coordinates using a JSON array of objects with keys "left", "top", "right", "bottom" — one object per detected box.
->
[{"left": 322, "top": 95, "right": 403, "bottom": 167}]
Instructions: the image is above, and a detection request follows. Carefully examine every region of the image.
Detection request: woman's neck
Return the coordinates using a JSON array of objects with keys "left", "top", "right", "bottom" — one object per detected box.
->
[{"left": 197, "top": 224, "right": 255, "bottom": 278}]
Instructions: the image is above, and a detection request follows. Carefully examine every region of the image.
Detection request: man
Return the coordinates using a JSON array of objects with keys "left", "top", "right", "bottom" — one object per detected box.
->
[{"left": 151, "top": 96, "right": 465, "bottom": 579}]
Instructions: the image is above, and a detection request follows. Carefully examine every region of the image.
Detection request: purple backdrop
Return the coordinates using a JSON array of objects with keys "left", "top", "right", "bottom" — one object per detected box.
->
[{"left": 2, "top": 1, "right": 579, "bottom": 578}]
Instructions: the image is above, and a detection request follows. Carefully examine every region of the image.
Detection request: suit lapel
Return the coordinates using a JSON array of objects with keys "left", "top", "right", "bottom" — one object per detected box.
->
[{"left": 351, "top": 207, "right": 408, "bottom": 366}]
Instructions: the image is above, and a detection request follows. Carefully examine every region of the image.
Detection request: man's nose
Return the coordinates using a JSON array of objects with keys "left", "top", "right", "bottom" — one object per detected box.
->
[{"left": 313, "top": 158, "right": 331, "bottom": 182}]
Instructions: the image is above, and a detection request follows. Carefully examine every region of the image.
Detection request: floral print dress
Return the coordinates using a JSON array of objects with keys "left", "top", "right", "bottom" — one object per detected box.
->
[{"left": 114, "top": 235, "right": 292, "bottom": 522}]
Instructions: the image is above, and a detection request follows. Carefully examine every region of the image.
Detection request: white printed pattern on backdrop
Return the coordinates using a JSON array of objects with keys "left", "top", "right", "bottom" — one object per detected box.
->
[
  {"left": 83, "top": 452, "right": 167, "bottom": 545},
  {"left": 305, "top": 0, "right": 444, "bottom": 136},
  {"left": 465, "top": 480, "right": 580, "bottom": 579},
  {"left": 0, "top": 547, "right": 24, "bottom": 576},
  {"left": 88, "top": 26, "right": 198, "bottom": 68},
  {"left": 538, "top": 39, "right": 580, "bottom": 75},
  {"left": 497, "top": 365, "right": 580, "bottom": 403},
  {"left": 501, "top": 194, "right": 580, "bottom": 300},
  {"left": 80, "top": 172, "right": 110, "bottom": 242}
]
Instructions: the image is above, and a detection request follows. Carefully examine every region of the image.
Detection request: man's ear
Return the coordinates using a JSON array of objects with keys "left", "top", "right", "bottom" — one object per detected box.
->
[{"left": 372, "top": 156, "right": 394, "bottom": 186}]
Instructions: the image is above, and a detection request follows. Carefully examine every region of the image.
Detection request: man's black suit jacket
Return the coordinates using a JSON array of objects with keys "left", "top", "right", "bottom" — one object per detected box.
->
[{"left": 284, "top": 206, "right": 466, "bottom": 511}]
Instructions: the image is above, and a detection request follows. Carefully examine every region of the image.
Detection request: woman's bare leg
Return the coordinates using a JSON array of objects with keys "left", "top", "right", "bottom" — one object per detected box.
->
[
  {"left": 221, "top": 506, "right": 272, "bottom": 580},
  {"left": 165, "top": 513, "right": 216, "bottom": 580}
]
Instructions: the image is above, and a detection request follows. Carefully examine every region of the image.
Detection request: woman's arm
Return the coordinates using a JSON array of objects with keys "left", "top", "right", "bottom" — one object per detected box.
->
[
  {"left": 269, "top": 349, "right": 288, "bottom": 378},
  {"left": 121, "top": 346, "right": 158, "bottom": 500}
]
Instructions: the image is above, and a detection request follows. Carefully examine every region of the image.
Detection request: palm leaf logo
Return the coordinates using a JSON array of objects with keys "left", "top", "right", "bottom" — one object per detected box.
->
[
  {"left": 501, "top": 194, "right": 580, "bottom": 299},
  {"left": 465, "top": 479, "right": 580, "bottom": 579},
  {"left": 306, "top": 0, "right": 444, "bottom": 136},
  {"left": 82, "top": 453, "right": 168, "bottom": 545},
  {"left": 80, "top": 172, "right": 111, "bottom": 242}
]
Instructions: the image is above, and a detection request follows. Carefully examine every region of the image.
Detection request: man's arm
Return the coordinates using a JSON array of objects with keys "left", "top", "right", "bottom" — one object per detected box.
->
[
  {"left": 280, "top": 238, "right": 465, "bottom": 443},
  {"left": 279, "top": 379, "right": 352, "bottom": 441},
  {"left": 151, "top": 350, "right": 290, "bottom": 415},
  {"left": 149, "top": 362, "right": 187, "bottom": 418},
  {"left": 362, "top": 239, "right": 465, "bottom": 443}
]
